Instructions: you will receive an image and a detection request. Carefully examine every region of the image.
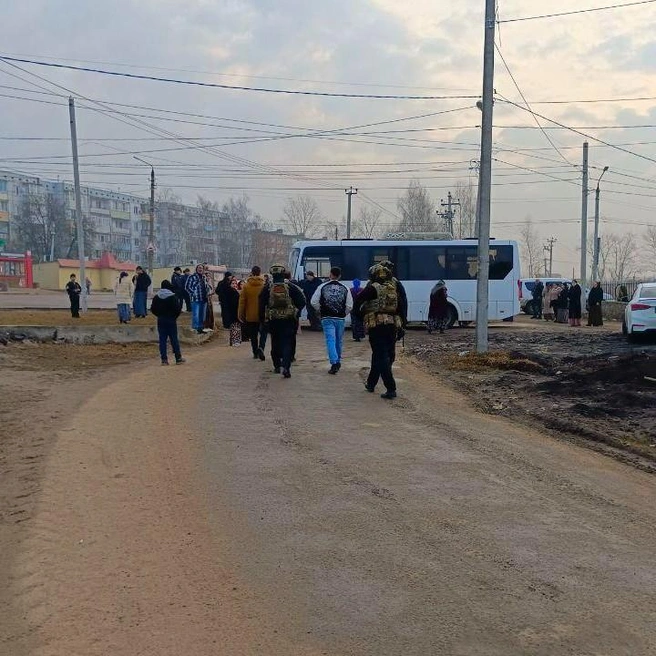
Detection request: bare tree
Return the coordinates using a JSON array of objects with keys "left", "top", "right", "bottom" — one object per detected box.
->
[
  {"left": 453, "top": 181, "right": 476, "bottom": 238},
  {"left": 519, "top": 220, "right": 542, "bottom": 277},
  {"left": 282, "top": 196, "right": 323, "bottom": 237},
  {"left": 221, "top": 195, "right": 258, "bottom": 269},
  {"left": 13, "top": 192, "right": 93, "bottom": 262},
  {"left": 353, "top": 206, "right": 382, "bottom": 238},
  {"left": 644, "top": 225, "right": 656, "bottom": 276},
  {"left": 396, "top": 179, "right": 436, "bottom": 232},
  {"left": 604, "top": 232, "right": 637, "bottom": 281}
]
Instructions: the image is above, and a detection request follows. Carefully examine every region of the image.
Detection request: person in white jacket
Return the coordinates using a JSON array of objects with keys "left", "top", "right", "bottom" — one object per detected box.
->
[
  {"left": 311, "top": 266, "right": 353, "bottom": 374},
  {"left": 114, "top": 271, "right": 134, "bottom": 323}
]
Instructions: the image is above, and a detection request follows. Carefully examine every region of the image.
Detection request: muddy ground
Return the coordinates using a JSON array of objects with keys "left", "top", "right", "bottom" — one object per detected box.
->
[
  {"left": 406, "top": 324, "right": 656, "bottom": 467},
  {"left": 0, "top": 308, "right": 157, "bottom": 326}
]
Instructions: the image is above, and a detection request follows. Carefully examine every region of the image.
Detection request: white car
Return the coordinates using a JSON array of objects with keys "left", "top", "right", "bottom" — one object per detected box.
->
[{"left": 623, "top": 283, "right": 656, "bottom": 341}]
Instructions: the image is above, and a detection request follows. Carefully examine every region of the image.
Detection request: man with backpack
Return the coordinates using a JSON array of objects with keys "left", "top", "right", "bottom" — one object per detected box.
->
[
  {"left": 353, "top": 261, "right": 408, "bottom": 400},
  {"left": 259, "top": 264, "right": 305, "bottom": 378},
  {"left": 311, "top": 267, "right": 353, "bottom": 374}
]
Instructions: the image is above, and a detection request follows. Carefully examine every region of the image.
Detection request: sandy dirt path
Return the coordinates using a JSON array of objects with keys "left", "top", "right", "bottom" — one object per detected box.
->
[{"left": 4, "top": 332, "right": 656, "bottom": 655}]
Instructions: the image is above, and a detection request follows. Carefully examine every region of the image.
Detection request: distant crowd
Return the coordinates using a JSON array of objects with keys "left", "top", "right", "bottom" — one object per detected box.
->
[{"left": 528, "top": 279, "right": 608, "bottom": 327}]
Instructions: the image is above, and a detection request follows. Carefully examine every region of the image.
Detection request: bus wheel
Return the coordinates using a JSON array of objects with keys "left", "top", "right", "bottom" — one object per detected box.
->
[{"left": 447, "top": 305, "right": 458, "bottom": 328}]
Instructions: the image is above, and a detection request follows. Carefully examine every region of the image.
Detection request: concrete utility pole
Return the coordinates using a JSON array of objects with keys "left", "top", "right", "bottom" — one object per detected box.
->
[
  {"left": 470, "top": 159, "right": 481, "bottom": 238},
  {"left": 544, "top": 237, "right": 557, "bottom": 276},
  {"left": 345, "top": 186, "right": 357, "bottom": 239},
  {"left": 438, "top": 191, "right": 461, "bottom": 236},
  {"left": 592, "top": 165, "right": 609, "bottom": 282},
  {"left": 134, "top": 156, "right": 156, "bottom": 273},
  {"left": 580, "top": 142, "right": 589, "bottom": 284},
  {"left": 68, "top": 97, "right": 87, "bottom": 313},
  {"left": 475, "top": 0, "right": 496, "bottom": 354}
]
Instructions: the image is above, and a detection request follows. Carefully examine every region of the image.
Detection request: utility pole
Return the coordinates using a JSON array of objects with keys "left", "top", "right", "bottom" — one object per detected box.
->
[
  {"left": 134, "top": 156, "right": 155, "bottom": 273},
  {"left": 438, "top": 191, "right": 461, "bottom": 236},
  {"left": 68, "top": 97, "right": 87, "bottom": 313},
  {"left": 592, "top": 165, "right": 609, "bottom": 282},
  {"left": 580, "top": 142, "right": 589, "bottom": 284},
  {"left": 470, "top": 159, "right": 480, "bottom": 238},
  {"left": 345, "top": 186, "right": 357, "bottom": 239},
  {"left": 544, "top": 237, "right": 557, "bottom": 276},
  {"left": 475, "top": 0, "right": 496, "bottom": 354}
]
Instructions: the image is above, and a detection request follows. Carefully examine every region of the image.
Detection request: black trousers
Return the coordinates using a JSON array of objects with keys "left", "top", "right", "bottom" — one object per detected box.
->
[
  {"left": 245, "top": 321, "right": 267, "bottom": 354},
  {"left": 269, "top": 320, "right": 296, "bottom": 370},
  {"left": 69, "top": 294, "right": 80, "bottom": 317},
  {"left": 367, "top": 324, "right": 397, "bottom": 393}
]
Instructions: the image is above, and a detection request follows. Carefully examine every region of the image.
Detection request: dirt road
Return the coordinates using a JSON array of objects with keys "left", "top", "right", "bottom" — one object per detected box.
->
[{"left": 3, "top": 332, "right": 656, "bottom": 655}]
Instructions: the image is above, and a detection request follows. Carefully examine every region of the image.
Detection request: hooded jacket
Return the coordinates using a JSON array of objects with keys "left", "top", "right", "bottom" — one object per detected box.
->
[
  {"left": 238, "top": 275, "right": 265, "bottom": 323},
  {"left": 150, "top": 288, "right": 182, "bottom": 320}
]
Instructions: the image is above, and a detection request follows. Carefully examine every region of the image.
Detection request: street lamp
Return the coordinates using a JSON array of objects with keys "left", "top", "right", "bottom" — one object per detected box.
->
[
  {"left": 133, "top": 156, "right": 156, "bottom": 274},
  {"left": 592, "top": 166, "right": 609, "bottom": 282}
]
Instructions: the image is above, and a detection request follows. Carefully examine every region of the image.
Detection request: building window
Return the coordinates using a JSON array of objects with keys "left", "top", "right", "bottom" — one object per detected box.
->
[
  {"left": 0, "top": 200, "right": 8, "bottom": 212},
  {"left": 0, "top": 180, "right": 7, "bottom": 192}
]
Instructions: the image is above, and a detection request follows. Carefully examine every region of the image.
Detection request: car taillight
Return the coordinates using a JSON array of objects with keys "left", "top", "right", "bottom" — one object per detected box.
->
[{"left": 631, "top": 303, "right": 651, "bottom": 311}]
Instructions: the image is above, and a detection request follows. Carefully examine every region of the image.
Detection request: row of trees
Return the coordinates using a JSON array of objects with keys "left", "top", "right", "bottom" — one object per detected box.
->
[{"left": 520, "top": 220, "right": 656, "bottom": 281}]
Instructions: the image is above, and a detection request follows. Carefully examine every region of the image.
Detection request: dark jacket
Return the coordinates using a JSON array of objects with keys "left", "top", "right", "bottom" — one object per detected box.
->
[
  {"left": 588, "top": 286, "right": 604, "bottom": 306},
  {"left": 429, "top": 286, "right": 449, "bottom": 320},
  {"left": 65, "top": 281, "right": 81, "bottom": 297},
  {"left": 171, "top": 272, "right": 185, "bottom": 294},
  {"left": 259, "top": 279, "right": 306, "bottom": 323},
  {"left": 353, "top": 279, "right": 409, "bottom": 326},
  {"left": 216, "top": 280, "right": 240, "bottom": 328},
  {"left": 532, "top": 281, "right": 544, "bottom": 301},
  {"left": 150, "top": 288, "right": 182, "bottom": 320},
  {"left": 134, "top": 272, "right": 152, "bottom": 292},
  {"left": 568, "top": 284, "right": 582, "bottom": 317},
  {"left": 299, "top": 277, "right": 323, "bottom": 303}
]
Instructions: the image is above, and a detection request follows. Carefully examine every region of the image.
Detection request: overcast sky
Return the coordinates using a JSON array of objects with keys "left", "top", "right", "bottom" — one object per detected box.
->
[{"left": 1, "top": 0, "right": 656, "bottom": 274}]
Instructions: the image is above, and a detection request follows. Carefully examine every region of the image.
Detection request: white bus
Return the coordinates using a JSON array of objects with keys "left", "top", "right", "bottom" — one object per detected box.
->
[{"left": 288, "top": 238, "right": 521, "bottom": 326}]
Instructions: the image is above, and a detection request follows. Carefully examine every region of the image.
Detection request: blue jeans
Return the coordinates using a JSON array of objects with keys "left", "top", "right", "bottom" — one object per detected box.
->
[
  {"left": 133, "top": 290, "right": 148, "bottom": 317},
  {"left": 157, "top": 317, "right": 181, "bottom": 362},
  {"left": 191, "top": 301, "right": 207, "bottom": 330},
  {"left": 117, "top": 303, "right": 131, "bottom": 323},
  {"left": 321, "top": 317, "right": 345, "bottom": 365}
]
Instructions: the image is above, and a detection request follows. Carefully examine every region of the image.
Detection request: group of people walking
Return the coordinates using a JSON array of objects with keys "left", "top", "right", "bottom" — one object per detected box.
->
[
  {"left": 215, "top": 260, "right": 407, "bottom": 398},
  {"left": 531, "top": 279, "right": 605, "bottom": 327}
]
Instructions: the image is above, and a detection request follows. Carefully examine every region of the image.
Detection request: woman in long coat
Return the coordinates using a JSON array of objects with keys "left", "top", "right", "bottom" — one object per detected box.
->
[
  {"left": 428, "top": 280, "right": 450, "bottom": 334},
  {"left": 568, "top": 280, "right": 583, "bottom": 327},
  {"left": 216, "top": 272, "right": 241, "bottom": 346},
  {"left": 587, "top": 282, "right": 604, "bottom": 326}
]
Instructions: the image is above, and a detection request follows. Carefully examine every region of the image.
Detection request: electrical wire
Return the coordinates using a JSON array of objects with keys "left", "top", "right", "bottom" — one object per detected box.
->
[
  {"left": 0, "top": 55, "right": 480, "bottom": 101},
  {"left": 494, "top": 45, "right": 574, "bottom": 167},
  {"left": 498, "top": 0, "right": 656, "bottom": 23}
]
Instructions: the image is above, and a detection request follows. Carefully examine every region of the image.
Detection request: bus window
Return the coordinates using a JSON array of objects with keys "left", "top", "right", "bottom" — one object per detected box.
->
[
  {"left": 342, "top": 246, "right": 371, "bottom": 281},
  {"left": 301, "top": 246, "right": 343, "bottom": 278},
  {"left": 489, "top": 245, "right": 513, "bottom": 279},
  {"left": 372, "top": 247, "right": 394, "bottom": 264},
  {"left": 406, "top": 246, "right": 447, "bottom": 280},
  {"left": 446, "top": 248, "right": 473, "bottom": 279},
  {"left": 288, "top": 248, "right": 300, "bottom": 276}
]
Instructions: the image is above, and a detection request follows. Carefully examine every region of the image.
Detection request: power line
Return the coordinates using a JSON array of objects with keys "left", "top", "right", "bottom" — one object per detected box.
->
[
  {"left": 0, "top": 52, "right": 475, "bottom": 93},
  {"left": 0, "top": 55, "right": 480, "bottom": 101},
  {"left": 499, "top": 0, "right": 656, "bottom": 23},
  {"left": 494, "top": 45, "right": 574, "bottom": 166}
]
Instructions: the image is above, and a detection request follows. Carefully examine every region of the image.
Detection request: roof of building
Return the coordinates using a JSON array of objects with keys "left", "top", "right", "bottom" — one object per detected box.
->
[{"left": 56, "top": 251, "right": 136, "bottom": 270}]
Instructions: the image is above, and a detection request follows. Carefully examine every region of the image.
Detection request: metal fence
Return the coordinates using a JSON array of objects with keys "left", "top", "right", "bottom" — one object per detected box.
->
[{"left": 600, "top": 280, "right": 649, "bottom": 300}]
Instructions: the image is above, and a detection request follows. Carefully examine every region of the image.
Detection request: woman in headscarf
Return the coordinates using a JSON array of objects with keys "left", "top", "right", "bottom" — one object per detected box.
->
[
  {"left": 556, "top": 282, "right": 569, "bottom": 323},
  {"left": 587, "top": 281, "right": 604, "bottom": 326},
  {"left": 568, "top": 280, "right": 583, "bottom": 327},
  {"left": 350, "top": 278, "right": 366, "bottom": 341},
  {"left": 216, "top": 271, "right": 241, "bottom": 346},
  {"left": 428, "top": 280, "right": 449, "bottom": 334}
]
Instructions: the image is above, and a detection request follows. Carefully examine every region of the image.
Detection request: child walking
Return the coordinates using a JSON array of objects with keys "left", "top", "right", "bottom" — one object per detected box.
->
[{"left": 150, "top": 280, "right": 186, "bottom": 365}]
